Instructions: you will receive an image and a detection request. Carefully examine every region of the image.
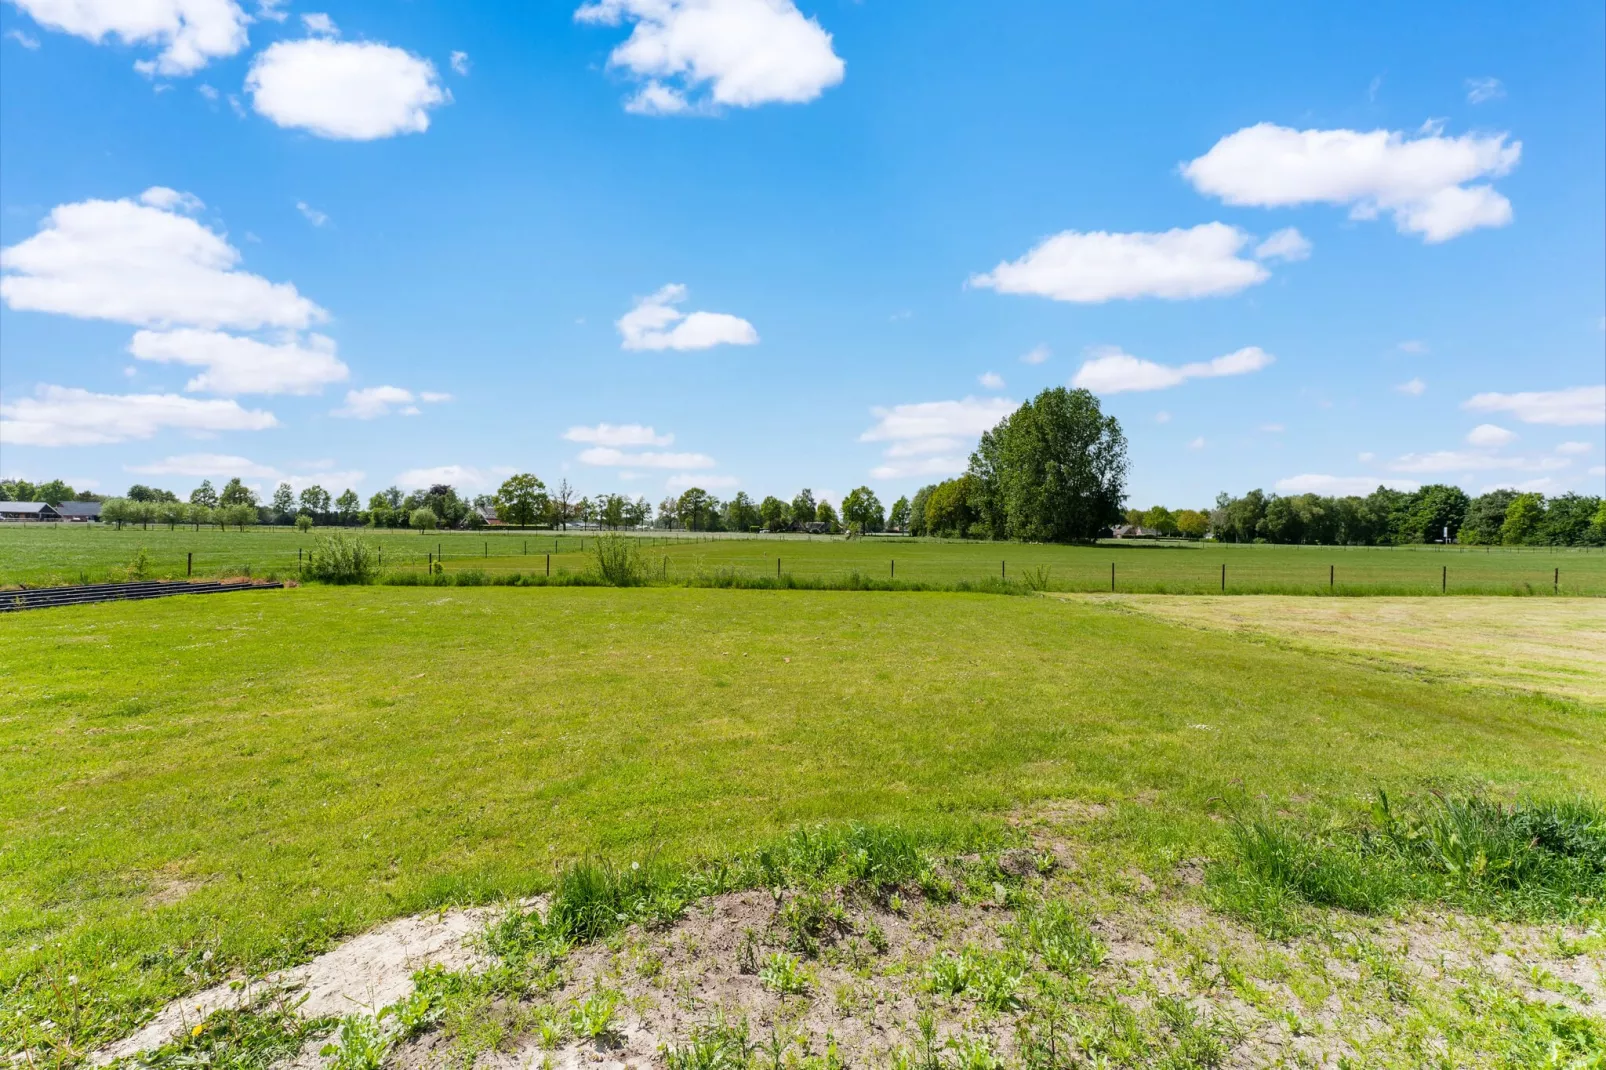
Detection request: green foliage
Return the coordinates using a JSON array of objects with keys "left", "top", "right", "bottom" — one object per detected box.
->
[
  {"left": 758, "top": 951, "right": 809, "bottom": 994},
  {"left": 968, "top": 387, "right": 1128, "bottom": 542},
  {"left": 409, "top": 507, "right": 438, "bottom": 532},
  {"left": 662, "top": 1015, "right": 753, "bottom": 1070},
  {"left": 1010, "top": 900, "right": 1104, "bottom": 975},
  {"left": 759, "top": 495, "right": 791, "bottom": 532},
  {"left": 320, "top": 1014, "right": 389, "bottom": 1070},
  {"left": 1211, "top": 791, "right": 1606, "bottom": 934},
  {"left": 126, "top": 546, "right": 152, "bottom": 581},
  {"left": 1502, "top": 493, "right": 1546, "bottom": 545},
  {"left": 495, "top": 473, "right": 549, "bottom": 528},
  {"left": 218, "top": 479, "right": 257, "bottom": 508},
  {"left": 294, "top": 514, "right": 313, "bottom": 533},
  {"left": 115, "top": 1004, "right": 323, "bottom": 1070},
  {"left": 568, "top": 991, "right": 621, "bottom": 1041},
  {"left": 926, "top": 948, "right": 1027, "bottom": 1011},
  {"left": 592, "top": 532, "right": 648, "bottom": 586},
  {"left": 841, "top": 486, "right": 885, "bottom": 534},
  {"left": 304, "top": 533, "right": 379, "bottom": 584}
]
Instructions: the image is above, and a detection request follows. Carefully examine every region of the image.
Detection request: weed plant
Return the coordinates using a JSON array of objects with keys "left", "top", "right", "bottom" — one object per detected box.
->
[
  {"left": 303, "top": 533, "right": 379, "bottom": 585},
  {"left": 1211, "top": 791, "right": 1606, "bottom": 935}
]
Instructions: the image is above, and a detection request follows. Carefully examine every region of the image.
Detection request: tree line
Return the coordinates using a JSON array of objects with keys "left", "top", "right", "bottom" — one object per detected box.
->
[{"left": 1207, "top": 485, "right": 1606, "bottom": 547}]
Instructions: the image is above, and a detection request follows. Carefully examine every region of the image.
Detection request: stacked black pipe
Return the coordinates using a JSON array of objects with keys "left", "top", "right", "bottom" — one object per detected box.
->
[{"left": 0, "top": 580, "right": 284, "bottom": 612}]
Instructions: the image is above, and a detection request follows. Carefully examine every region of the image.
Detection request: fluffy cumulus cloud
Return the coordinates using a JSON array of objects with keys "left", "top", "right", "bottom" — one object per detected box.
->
[
  {"left": 333, "top": 386, "right": 450, "bottom": 420},
  {"left": 1071, "top": 345, "right": 1273, "bottom": 394},
  {"left": 396, "top": 464, "right": 513, "bottom": 491},
  {"left": 1183, "top": 122, "right": 1521, "bottom": 242},
  {"left": 1463, "top": 385, "right": 1604, "bottom": 426},
  {"left": 1465, "top": 423, "right": 1517, "bottom": 448},
  {"left": 575, "top": 0, "right": 844, "bottom": 115},
  {"left": 0, "top": 385, "right": 276, "bottom": 446},
  {"left": 563, "top": 423, "right": 673, "bottom": 446},
  {"left": 1275, "top": 474, "right": 1419, "bottom": 495},
  {"left": 125, "top": 452, "right": 363, "bottom": 491},
  {"left": 978, "top": 371, "right": 1005, "bottom": 390},
  {"left": 0, "top": 188, "right": 323, "bottom": 330},
  {"left": 247, "top": 39, "right": 448, "bottom": 140},
  {"left": 129, "top": 328, "right": 348, "bottom": 395},
  {"left": 1385, "top": 450, "right": 1569, "bottom": 475},
  {"left": 968, "top": 223, "right": 1271, "bottom": 303},
  {"left": 859, "top": 396, "right": 1017, "bottom": 479},
  {"left": 8, "top": 0, "right": 249, "bottom": 75},
  {"left": 616, "top": 284, "right": 758, "bottom": 351},
  {"left": 578, "top": 447, "right": 715, "bottom": 469}
]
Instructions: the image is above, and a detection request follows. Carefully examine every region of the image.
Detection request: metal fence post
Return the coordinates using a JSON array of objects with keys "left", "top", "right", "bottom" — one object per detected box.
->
[
  {"left": 187, "top": 552, "right": 192, "bottom": 577},
  {"left": 1442, "top": 565, "right": 1447, "bottom": 593},
  {"left": 1110, "top": 562, "right": 1115, "bottom": 592},
  {"left": 1221, "top": 563, "right": 1225, "bottom": 592},
  {"left": 546, "top": 553, "right": 550, "bottom": 577},
  {"left": 1330, "top": 564, "right": 1333, "bottom": 589}
]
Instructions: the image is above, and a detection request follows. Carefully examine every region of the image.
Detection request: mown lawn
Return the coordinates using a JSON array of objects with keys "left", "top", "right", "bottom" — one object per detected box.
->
[
  {"left": 4, "top": 522, "right": 1603, "bottom": 594},
  {"left": 1, "top": 586, "right": 1602, "bottom": 1053}
]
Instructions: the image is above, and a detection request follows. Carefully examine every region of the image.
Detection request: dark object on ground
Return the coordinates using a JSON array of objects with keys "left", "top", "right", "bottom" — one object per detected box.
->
[{"left": 0, "top": 579, "right": 284, "bottom": 612}]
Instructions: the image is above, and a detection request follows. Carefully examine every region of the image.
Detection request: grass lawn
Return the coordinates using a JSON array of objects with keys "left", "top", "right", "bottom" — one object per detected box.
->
[
  {"left": 4, "top": 522, "right": 1604, "bottom": 594},
  {"left": 2, "top": 585, "right": 1602, "bottom": 1058}
]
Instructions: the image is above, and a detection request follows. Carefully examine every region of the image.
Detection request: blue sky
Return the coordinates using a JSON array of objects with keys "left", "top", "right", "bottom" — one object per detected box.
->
[{"left": 1, "top": 0, "right": 1602, "bottom": 510}]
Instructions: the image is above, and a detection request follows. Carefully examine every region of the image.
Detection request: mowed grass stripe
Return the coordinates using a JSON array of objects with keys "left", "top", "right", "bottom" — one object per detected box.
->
[{"left": 1, "top": 586, "right": 1601, "bottom": 1046}]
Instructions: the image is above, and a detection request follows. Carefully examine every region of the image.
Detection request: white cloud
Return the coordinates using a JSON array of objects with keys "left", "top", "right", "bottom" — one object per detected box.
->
[
  {"left": 1556, "top": 442, "right": 1592, "bottom": 455},
  {"left": 128, "top": 328, "right": 348, "bottom": 395},
  {"left": 1466, "top": 77, "right": 1505, "bottom": 104},
  {"left": 300, "top": 12, "right": 336, "bottom": 35},
  {"left": 396, "top": 464, "right": 511, "bottom": 491},
  {"left": 255, "top": 0, "right": 286, "bottom": 21},
  {"left": 1187, "top": 436, "right": 1206, "bottom": 450},
  {"left": 616, "top": 283, "right": 758, "bottom": 351},
  {"left": 1155, "top": 411, "right": 1171, "bottom": 424},
  {"left": 969, "top": 223, "right": 1270, "bottom": 303},
  {"left": 296, "top": 201, "right": 328, "bottom": 226},
  {"left": 978, "top": 371, "right": 1004, "bottom": 390},
  {"left": 666, "top": 472, "right": 739, "bottom": 491},
  {"left": 1019, "top": 344, "right": 1050, "bottom": 365},
  {"left": 333, "top": 386, "right": 449, "bottom": 419},
  {"left": 7, "top": 28, "right": 41, "bottom": 48},
  {"left": 1590, "top": 466, "right": 1606, "bottom": 478},
  {"left": 860, "top": 396, "right": 1016, "bottom": 480},
  {"left": 0, "top": 385, "right": 276, "bottom": 446},
  {"left": 575, "top": 0, "right": 844, "bottom": 113},
  {"left": 563, "top": 423, "right": 673, "bottom": 447},
  {"left": 1183, "top": 122, "right": 1520, "bottom": 242},
  {"left": 126, "top": 452, "right": 363, "bottom": 490},
  {"left": 579, "top": 446, "right": 715, "bottom": 469},
  {"left": 418, "top": 391, "right": 453, "bottom": 403},
  {"left": 8, "top": 0, "right": 249, "bottom": 74},
  {"left": 1253, "top": 227, "right": 1312, "bottom": 262},
  {"left": 1357, "top": 452, "right": 1376, "bottom": 462},
  {"left": 247, "top": 39, "right": 448, "bottom": 140},
  {"left": 1276, "top": 474, "right": 1419, "bottom": 495},
  {"left": 0, "top": 188, "right": 323, "bottom": 330},
  {"left": 450, "top": 50, "right": 470, "bottom": 75},
  {"left": 198, "top": 82, "right": 219, "bottom": 100},
  {"left": 1386, "top": 450, "right": 1569, "bottom": 474},
  {"left": 1465, "top": 423, "right": 1516, "bottom": 448},
  {"left": 1464, "top": 385, "right": 1604, "bottom": 426},
  {"left": 1397, "top": 339, "right": 1428, "bottom": 354},
  {"left": 1260, "top": 423, "right": 1285, "bottom": 433},
  {"left": 1071, "top": 345, "right": 1274, "bottom": 394},
  {"left": 126, "top": 452, "right": 279, "bottom": 478},
  {"left": 1395, "top": 377, "right": 1426, "bottom": 396}
]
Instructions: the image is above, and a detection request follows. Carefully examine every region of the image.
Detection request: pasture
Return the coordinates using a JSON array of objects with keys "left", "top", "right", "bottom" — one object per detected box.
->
[
  {"left": 3, "top": 584, "right": 1604, "bottom": 1067},
  {"left": 3, "top": 521, "right": 1604, "bottom": 594}
]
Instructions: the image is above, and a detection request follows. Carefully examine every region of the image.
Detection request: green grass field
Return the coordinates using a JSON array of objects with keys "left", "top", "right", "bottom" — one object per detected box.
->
[
  {"left": 4, "top": 522, "right": 1603, "bottom": 594},
  {"left": 3, "top": 585, "right": 1603, "bottom": 1063}
]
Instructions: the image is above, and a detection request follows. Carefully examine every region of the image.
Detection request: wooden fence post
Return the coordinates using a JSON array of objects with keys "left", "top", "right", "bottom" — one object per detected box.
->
[
  {"left": 187, "top": 552, "right": 192, "bottom": 577},
  {"left": 1110, "top": 562, "right": 1115, "bottom": 592}
]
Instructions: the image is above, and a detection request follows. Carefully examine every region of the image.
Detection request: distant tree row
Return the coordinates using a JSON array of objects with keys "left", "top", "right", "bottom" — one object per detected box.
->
[
  {"left": 1208, "top": 486, "right": 1606, "bottom": 546},
  {"left": 0, "top": 479, "right": 104, "bottom": 505}
]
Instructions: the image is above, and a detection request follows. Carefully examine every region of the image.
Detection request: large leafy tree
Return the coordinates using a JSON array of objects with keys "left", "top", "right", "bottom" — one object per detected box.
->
[
  {"left": 271, "top": 483, "right": 296, "bottom": 519},
  {"left": 495, "top": 473, "right": 549, "bottom": 528},
  {"left": 1501, "top": 493, "right": 1545, "bottom": 545},
  {"left": 726, "top": 492, "right": 759, "bottom": 532},
  {"left": 759, "top": 496, "right": 790, "bottom": 532},
  {"left": 190, "top": 480, "right": 219, "bottom": 508},
  {"left": 335, "top": 489, "right": 360, "bottom": 523},
  {"left": 841, "top": 487, "right": 884, "bottom": 533},
  {"left": 887, "top": 496, "right": 911, "bottom": 532},
  {"left": 790, "top": 489, "right": 817, "bottom": 525},
  {"left": 678, "top": 487, "right": 711, "bottom": 531},
  {"left": 218, "top": 478, "right": 257, "bottom": 507},
  {"left": 968, "top": 387, "right": 1127, "bottom": 542},
  {"left": 299, "top": 485, "right": 331, "bottom": 516}
]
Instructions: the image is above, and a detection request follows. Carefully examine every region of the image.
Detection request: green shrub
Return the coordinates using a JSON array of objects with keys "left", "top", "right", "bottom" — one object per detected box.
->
[
  {"left": 304, "top": 533, "right": 380, "bottom": 585},
  {"left": 592, "top": 533, "right": 648, "bottom": 586},
  {"left": 294, "top": 514, "right": 313, "bottom": 533}
]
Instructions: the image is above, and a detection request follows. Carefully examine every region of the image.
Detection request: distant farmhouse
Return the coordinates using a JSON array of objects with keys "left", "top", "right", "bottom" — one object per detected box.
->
[
  {"left": 1109, "top": 524, "right": 1163, "bottom": 538},
  {"left": 0, "top": 501, "right": 102, "bottom": 522}
]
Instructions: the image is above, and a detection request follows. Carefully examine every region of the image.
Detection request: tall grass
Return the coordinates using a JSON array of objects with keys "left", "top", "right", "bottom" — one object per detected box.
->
[
  {"left": 1211, "top": 791, "right": 1606, "bottom": 934},
  {"left": 304, "top": 533, "right": 379, "bottom": 585}
]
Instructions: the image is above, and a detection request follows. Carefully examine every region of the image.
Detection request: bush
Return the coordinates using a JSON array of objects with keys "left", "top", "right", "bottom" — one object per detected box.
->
[
  {"left": 592, "top": 533, "right": 647, "bottom": 586},
  {"left": 304, "top": 533, "right": 380, "bottom": 585},
  {"left": 294, "top": 514, "right": 313, "bottom": 532}
]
